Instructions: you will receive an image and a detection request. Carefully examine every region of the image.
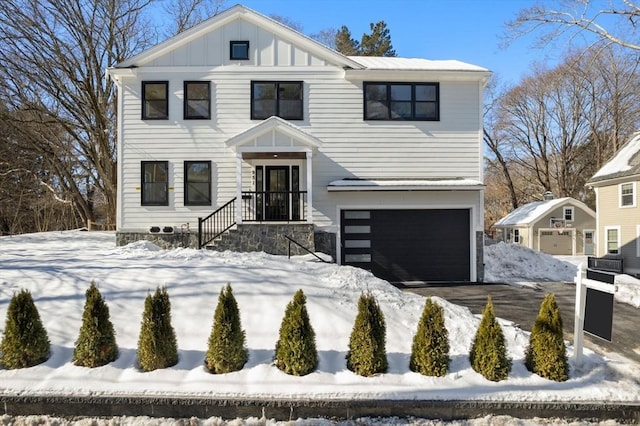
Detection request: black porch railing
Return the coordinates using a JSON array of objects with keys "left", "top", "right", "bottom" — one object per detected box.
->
[
  {"left": 198, "top": 191, "right": 308, "bottom": 248},
  {"left": 240, "top": 191, "right": 307, "bottom": 222},
  {"left": 587, "top": 256, "right": 623, "bottom": 273}
]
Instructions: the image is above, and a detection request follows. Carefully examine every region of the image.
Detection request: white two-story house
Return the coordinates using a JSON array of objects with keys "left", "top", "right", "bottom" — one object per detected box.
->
[{"left": 106, "top": 4, "right": 490, "bottom": 283}]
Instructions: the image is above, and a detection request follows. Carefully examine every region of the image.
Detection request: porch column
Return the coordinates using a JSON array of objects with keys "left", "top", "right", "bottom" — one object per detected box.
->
[
  {"left": 236, "top": 152, "right": 243, "bottom": 224},
  {"left": 306, "top": 150, "right": 313, "bottom": 223}
]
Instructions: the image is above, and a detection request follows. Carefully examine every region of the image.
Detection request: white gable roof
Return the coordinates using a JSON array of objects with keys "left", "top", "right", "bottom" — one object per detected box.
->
[
  {"left": 589, "top": 131, "right": 640, "bottom": 184},
  {"left": 495, "top": 197, "right": 595, "bottom": 227},
  {"left": 112, "top": 4, "right": 363, "bottom": 70}
]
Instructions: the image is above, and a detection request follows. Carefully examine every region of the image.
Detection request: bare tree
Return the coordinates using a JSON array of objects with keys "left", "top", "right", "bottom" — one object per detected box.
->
[
  {"left": 506, "top": 0, "right": 640, "bottom": 51},
  {"left": 164, "top": 0, "right": 226, "bottom": 36},
  {"left": 489, "top": 47, "right": 640, "bottom": 207}
]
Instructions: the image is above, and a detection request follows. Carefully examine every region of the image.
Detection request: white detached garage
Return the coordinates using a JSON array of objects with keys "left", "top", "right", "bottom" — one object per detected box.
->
[{"left": 494, "top": 194, "right": 596, "bottom": 256}]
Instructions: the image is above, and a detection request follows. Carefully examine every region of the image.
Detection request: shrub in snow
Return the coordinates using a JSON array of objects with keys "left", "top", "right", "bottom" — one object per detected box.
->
[
  {"left": 346, "top": 292, "right": 388, "bottom": 376},
  {"left": 0, "top": 289, "right": 50, "bottom": 369},
  {"left": 137, "top": 286, "right": 178, "bottom": 372},
  {"left": 205, "top": 283, "right": 248, "bottom": 374},
  {"left": 73, "top": 281, "right": 118, "bottom": 367},
  {"left": 410, "top": 297, "right": 449, "bottom": 376},
  {"left": 274, "top": 289, "right": 318, "bottom": 376},
  {"left": 525, "top": 293, "right": 569, "bottom": 382},
  {"left": 469, "top": 296, "right": 511, "bottom": 381}
]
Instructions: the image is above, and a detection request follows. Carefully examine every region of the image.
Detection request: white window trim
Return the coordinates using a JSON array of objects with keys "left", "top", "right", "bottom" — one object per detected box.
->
[
  {"left": 619, "top": 182, "right": 637, "bottom": 208},
  {"left": 637, "top": 225, "right": 640, "bottom": 257},
  {"left": 563, "top": 206, "right": 574, "bottom": 222},
  {"left": 604, "top": 225, "right": 621, "bottom": 255},
  {"left": 513, "top": 229, "right": 520, "bottom": 243}
]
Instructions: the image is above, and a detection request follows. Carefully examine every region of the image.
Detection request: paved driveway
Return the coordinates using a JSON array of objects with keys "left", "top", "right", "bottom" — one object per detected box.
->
[{"left": 401, "top": 281, "right": 640, "bottom": 364}]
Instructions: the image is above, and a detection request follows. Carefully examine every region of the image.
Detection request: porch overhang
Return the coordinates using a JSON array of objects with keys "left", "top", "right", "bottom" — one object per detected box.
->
[
  {"left": 226, "top": 117, "right": 322, "bottom": 224},
  {"left": 327, "top": 178, "right": 485, "bottom": 192}
]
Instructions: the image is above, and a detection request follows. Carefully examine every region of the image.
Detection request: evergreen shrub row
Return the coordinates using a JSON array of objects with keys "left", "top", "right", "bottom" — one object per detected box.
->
[{"left": 0, "top": 284, "right": 569, "bottom": 382}]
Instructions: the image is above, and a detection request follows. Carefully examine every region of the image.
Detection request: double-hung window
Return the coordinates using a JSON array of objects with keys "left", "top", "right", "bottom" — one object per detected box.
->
[
  {"left": 364, "top": 82, "right": 439, "bottom": 121},
  {"left": 184, "top": 161, "right": 211, "bottom": 205},
  {"left": 563, "top": 206, "right": 574, "bottom": 221},
  {"left": 184, "top": 81, "right": 211, "bottom": 119},
  {"left": 142, "top": 81, "right": 169, "bottom": 119},
  {"left": 620, "top": 182, "right": 636, "bottom": 207},
  {"left": 251, "top": 81, "right": 303, "bottom": 120},
  {"left": 141, "top": 161, "right": 169, "bottom": 206},
  {"left": 606, "top": 227, "right": 620, "bottom": 254}
]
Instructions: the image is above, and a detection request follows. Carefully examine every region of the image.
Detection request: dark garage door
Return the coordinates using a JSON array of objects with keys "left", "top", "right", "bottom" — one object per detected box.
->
[{"left": 341, "top": 209, "right": 470, "bottom": 282}]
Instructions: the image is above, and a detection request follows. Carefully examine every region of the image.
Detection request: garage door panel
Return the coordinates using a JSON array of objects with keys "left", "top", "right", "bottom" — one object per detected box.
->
[{"left": 341, "top": 209, "right": 470, "bottom": 282}]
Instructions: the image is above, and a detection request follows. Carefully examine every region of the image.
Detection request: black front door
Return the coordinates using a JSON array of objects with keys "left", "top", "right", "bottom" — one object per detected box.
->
[{"left": 265, "top": 166, "right": 289, "bottom": 220}]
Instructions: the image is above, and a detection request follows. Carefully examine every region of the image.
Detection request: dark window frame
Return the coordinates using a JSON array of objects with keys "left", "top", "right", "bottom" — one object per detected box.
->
[
  {"left": 230, "top": 40, "right": 250, "bottom": 60},
  {"left": 363, "top": 82, "right": 439, "bottom": 121},
  {"left": 183, "top": 81, "right": 211, "bottom": 120},
  {"left": 141, "top": 161, "right": 169, "bottom": 206},
  {"left": 184, "top": 161, "right": 212, "bottom": 206},
  {"left": 251, "top": 81, "right": 303, "bottom": 120},
  {"left": 142, "top": 81, "right": 169, "bottom": 120}
]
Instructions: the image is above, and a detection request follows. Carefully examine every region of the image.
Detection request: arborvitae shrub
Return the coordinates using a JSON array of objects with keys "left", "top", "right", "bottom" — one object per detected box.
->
[
  {"left": 73, "top": 282, "right": 118, "bottom": 367},
  {"left": 274, "top": 289, "right": 318, "bottom": 376},
  {"left": 525, "top": 293, "right": 569, "bottom": 382},
  {"left": 0, "top": 289, "right": 50, "bottom": 369},
  {"left": 346, "top": 292, "right": 388, "bottom": 376},
  {"left": 410, "top": 297, "right": 449, "bottom": 376},
  {"left": 137, "top": 286, "right": 178, "bottom": 372},
  {"left": 205, "top": 283, "right": 248, "bottom": 374},
  {"left": 469, "top": 296, "right": 511, "bottom": 381}
]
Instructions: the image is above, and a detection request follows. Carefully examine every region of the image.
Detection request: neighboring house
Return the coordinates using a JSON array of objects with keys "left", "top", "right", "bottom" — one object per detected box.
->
[
  {"left": 106, "top": 5, "right": 490, "bottom": 283},
  {"left": 586, "top": 132, "right": 640, "bottom": 276},
  {"left": 493, "top": 193, "right": 596, "bottom": 256}
]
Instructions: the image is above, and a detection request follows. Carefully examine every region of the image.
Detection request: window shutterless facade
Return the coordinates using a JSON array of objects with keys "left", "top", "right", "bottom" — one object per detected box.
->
[
  {"left": 364, "top": 82, "right": 439, "bottom": 121},
  {"left": 184, "top": 161, "right": 211, "bottom": 205},
  {"left": 251, "top": 81, "right": 303, "bottom": 120},
  {"left": 230, "top": 40, "right": 250, "bottom": 60},
  {"left": 141, "top": 161, "right": 169, "bottom": 206},
  {"left": 184, "top": 81, "right": 211, "bottom": 119},
  {"left": 142, "top": 81, "right": 169, "bottom": 119},
  {"left": 605, "top": 227, "right": 620, "bottom": 254}
]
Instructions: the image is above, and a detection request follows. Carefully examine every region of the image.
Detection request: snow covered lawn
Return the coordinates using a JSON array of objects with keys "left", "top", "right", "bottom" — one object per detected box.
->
[{"left": 0, "top": 231, "right": 638, "bottom": 403}]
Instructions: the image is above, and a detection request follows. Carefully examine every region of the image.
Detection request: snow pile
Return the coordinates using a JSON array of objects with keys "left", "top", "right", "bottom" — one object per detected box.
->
[
  {"left": 483, "top": 242, "right": 576, "bottom": 285},
  {"left": 0, "top": 231, "right": 637, "bottom": 404}
]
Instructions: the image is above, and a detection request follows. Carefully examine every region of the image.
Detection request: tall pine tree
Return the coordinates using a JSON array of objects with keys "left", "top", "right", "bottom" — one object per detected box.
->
[
  {"left": 334, "top": 21, "right": 396, "bottom": 57},
  {"left": 274, "top": 289, "right": 318, "bottom": 376},
  {"left": 335, "top": 25, "right": 359, "bottom": 55},
  {"left": 0, "top": 289, "right": 50, "bottom": 369},
  {"left": 525, "top": 293, "right": 569, "bottom": 382},
  {"left": 205, "top": 284, "right": 248, "bottom": 374},
  {"left": 73, "top": 281, "right": 118, "bottom": 367}
]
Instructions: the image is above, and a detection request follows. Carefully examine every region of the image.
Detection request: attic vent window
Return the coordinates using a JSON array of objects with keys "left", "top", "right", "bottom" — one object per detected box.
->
[{"left": 230, "top": 40, "right": 249, "bottom": 60}]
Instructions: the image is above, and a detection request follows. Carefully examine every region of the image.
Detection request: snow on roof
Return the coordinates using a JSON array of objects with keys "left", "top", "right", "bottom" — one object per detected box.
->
[
  {"left": 347, "top": 56, "right": 489, "bottom": 72},
  {"left": 589, "top": 132, "right": 640, "bottom": 184},
  {"left": 495, "top": 197, "right": 575, "bottom": 226},
  {"left": 327, "top": 178, "right": 484, "bottom": 191}
]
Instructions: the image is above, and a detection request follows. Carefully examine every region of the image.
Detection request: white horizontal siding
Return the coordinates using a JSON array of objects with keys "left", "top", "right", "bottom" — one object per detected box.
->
[{"left": 118, "top": 67, "right": 483, "bottom": 231}]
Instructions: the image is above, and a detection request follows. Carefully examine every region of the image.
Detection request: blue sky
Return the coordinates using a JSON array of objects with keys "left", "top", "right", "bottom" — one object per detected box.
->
[{"left": 237, "top": 0, "right": 563, "bottom": 86}]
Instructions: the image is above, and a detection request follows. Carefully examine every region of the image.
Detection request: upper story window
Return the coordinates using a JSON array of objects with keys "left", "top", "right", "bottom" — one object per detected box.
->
[
  {"left": 184, "top": 81, "right": 211, "bottom": 119},
  {"left": 230, "top": 41, "right": 250, "bottom": 60},
  {"left": 620, "top": 182, "right": 636, "bottom": 207},
  {"left": 142, "top": 81, "right": 169, "bottom": 120},
  {"left": 364, "top": 82, "right": 439, "bottom": 121},
  {"left": 563, "top": 206, "right": 574, "bottom": 221},
  {"left": 251, "top": 81, "right": 303, "bottom": 120},
  {"left": 184, "top": 161, "right": 211, "bottom": 206},
  {"left": 141, "top": 161, "right": 169, "bottom": 206}
]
